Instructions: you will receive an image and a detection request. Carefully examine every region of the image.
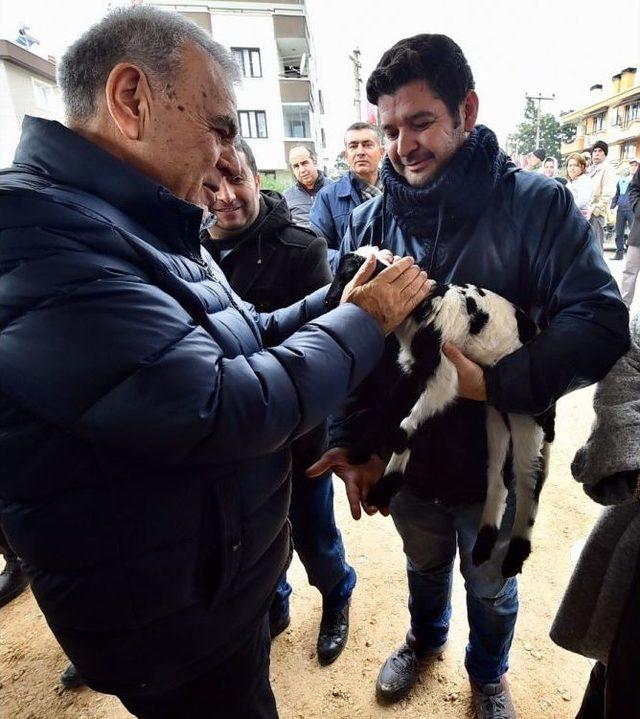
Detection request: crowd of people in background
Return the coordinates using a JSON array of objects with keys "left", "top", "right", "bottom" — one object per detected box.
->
[
  {"left": 0, "top": 7, "right": 639, "bottom": 719},
  {"left": 516, "top": 141, "right": 640, "bottom": 305}
]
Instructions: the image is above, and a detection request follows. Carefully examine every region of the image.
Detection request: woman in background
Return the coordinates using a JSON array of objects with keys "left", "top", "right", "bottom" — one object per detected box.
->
[{"left": 566, "top": 152, "right": 593, "bottom": 217}]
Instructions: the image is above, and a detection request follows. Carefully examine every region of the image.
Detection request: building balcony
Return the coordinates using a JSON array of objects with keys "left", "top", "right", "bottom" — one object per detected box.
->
[
  {"left": 561, "top": 136, "right": 585, "bottom": 155},
  {"left": 279, "top": 78, "right": 310, "bottom": 103}
]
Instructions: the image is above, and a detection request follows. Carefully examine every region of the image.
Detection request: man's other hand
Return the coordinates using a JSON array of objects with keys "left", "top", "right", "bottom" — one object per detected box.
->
[
  {"left": 307, "top": 448, "right": 387, "bottom": 520},
  {"left": 443, "top": 342, "right": 487, "bottom": 401}
]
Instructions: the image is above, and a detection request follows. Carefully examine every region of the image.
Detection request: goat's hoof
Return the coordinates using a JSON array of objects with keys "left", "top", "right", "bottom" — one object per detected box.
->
[
  {"left": 472, "top": 525, "right": 498, "bottom": 567},
  {"left": 501, "top": 537, "right": 531, "bottom": 577},
  {"left": 366, "top": 472, "right": 403, "bottom": 509}
]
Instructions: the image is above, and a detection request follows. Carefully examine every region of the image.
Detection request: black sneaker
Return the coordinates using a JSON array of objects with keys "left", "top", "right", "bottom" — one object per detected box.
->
[
  {"left": 470, "top": 677, "right": 516, "bottom": 719},
  {"left": 317, "top": 602, "right": 349, "bottom": 666},
  {"left": 375, "top": 641, "right": 446, "bottom": 704},
  {"left": 0, "top": 560, "right": 29, "bottom": 609},
  {"left": 60, "top": 663, "right": 85, "bottom": 690}
]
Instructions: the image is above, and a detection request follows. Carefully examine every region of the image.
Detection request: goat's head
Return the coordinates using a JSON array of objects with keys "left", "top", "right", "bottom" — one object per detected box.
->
[{"left": 325, "top": 246, "right": 390, "bottom": 310}]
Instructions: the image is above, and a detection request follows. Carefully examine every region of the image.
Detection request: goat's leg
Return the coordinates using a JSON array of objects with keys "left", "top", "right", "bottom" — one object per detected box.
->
[
  {"left": 368, "top": 357, "right": 458, "bottom": 510},
  {"left": 501, "top": 414, "right": 545, "bottom": 577},
  {"left": 472, "top": 407, "right": 511, "bottom": 567}
]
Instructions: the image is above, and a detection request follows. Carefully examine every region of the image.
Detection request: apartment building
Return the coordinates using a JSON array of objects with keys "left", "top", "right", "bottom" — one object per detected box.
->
[
  {"left": 155, "top": 0, "right": 327, "bottom": 179},
  {"left": 0, "top": 39, "right": 62, "bottom": 167},
  {"left": 561, "top": 65, "right": 640, "bottom": 164}
]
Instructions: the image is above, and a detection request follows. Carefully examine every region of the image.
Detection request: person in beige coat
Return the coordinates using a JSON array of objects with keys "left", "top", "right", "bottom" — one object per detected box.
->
[{"left": 587, "top": 140, "right": 618, "bottom": 248}]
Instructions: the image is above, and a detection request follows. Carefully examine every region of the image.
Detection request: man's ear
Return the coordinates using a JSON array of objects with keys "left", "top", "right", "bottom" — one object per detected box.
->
[
  {"left": 255, "top": 172, "right": 261, "bottom": 191},
  {"left": 461, "top": 89, "right": 479, "bottom": 132},
  {"left": 104, "top": 63, "right": 154, "bottom": 142}
]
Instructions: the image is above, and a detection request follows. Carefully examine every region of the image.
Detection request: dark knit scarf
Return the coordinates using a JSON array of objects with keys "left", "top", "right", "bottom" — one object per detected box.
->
[{"left": 380, "top": 125, "right": 511, "bottom": 238}]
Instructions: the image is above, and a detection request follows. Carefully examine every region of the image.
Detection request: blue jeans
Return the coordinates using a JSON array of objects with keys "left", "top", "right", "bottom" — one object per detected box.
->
[
  {"left": 390, "top": 487, "right": 518, "bottom": 684},
  {"left": 271, "top": 470, "right": 355, "bottom": 619},
  {"left": 615, "top": 208, "right": 634, "bottom": 253}
]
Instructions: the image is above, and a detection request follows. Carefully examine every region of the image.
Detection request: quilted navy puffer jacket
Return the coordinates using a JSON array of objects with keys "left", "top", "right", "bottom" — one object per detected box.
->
[{"left": 0, "top": 117, "right": 384, "bottom": 696}]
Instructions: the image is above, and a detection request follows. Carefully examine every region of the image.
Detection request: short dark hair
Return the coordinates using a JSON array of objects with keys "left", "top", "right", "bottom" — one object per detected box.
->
[
  {"left": 344, "top": 122, "right": 383, "bottom": 145},
  {"left": 366, "top": 34, "right": 474, "bottom": 119},
  {"left": 235, "top": 137, "right": 258, "bottom": 177}
]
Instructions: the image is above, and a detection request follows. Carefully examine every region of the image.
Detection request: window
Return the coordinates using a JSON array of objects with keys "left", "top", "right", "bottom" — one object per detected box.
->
[
  {"left": 593, "top": 112, "right": 606, "bottom": 132},
  {"left": 231, "top": 47, "right": 262, "bottom": 78},
  {"left": 622, "top": 142, "right": 638, "bottom": 160},
  {"left": 238, "top": 110, "right": 267, "bottom": 138},
  {"left": 626, "top": 101, "right": 640, "bottom": 124},
  {"left": 283, "top": 105, "right": 311, "bottom": 139},
  {"left": 32, "top": 78, "right": 56, "bottom": 111}
]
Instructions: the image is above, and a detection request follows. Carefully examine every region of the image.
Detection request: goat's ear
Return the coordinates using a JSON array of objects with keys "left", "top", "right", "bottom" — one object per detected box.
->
[{"left": 325, "top": 254, "right": 365, "bottom": 309}]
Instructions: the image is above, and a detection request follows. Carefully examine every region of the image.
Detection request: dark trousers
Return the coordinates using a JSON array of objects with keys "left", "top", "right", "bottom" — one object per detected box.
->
[
  {"left": 117, "top": 615, "right": 278, "bottom": 719},
  {"left": 0, "top": 525, "right": 18, "bottom": 564},
  {"left": 272, "top": 426, "right": 355, "bottom": 619},
  {"left": 576, "top": 547, "right": 640, "bottom": 718},
  {"left": 615, "top": 208, "right": 635, "bottom": 253}
]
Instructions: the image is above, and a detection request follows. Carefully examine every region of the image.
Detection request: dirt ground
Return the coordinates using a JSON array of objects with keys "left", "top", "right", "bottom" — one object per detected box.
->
[{"left": 2, "top": 258, "right": 629, "bottom": 719}]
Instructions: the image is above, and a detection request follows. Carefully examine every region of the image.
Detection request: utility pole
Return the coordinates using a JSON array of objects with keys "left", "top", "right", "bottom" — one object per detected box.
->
[
  {"left": 349, "top": 48, "right": 362, "bottom": 122},
  {"left": 525, "top": 92, "right": 555, "bottom": 148}
]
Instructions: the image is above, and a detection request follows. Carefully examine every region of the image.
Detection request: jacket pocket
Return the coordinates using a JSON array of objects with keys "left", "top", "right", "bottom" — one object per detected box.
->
[{"left": 207, "top": 471, "right": 243, "bottom": 608}]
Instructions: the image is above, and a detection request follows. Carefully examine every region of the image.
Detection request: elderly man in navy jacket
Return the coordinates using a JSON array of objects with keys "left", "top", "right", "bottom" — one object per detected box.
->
[
  {"left": 311, "top": 122, "right": 385, "bottom": 269},
  {"left": 310, "top": 34, "right": 629, "bottom": 719},
  {"left": 0, "top": 9, "right": 430, "bottom": 718}
]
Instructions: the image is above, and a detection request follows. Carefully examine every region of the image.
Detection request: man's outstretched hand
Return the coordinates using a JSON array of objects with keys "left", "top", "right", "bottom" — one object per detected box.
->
[
  {"left": 307, "top": 448, "right": 387, "bottom": 520},
  {"left": 340, "top": 254, "right": 431, "bottom": 335}
]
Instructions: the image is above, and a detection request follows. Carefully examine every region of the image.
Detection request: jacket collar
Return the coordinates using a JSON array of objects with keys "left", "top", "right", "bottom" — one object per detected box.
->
[
  {"left": 296, "top": 170, "right": 329, "bottom": 195},
  {"left": 12, "top": 116, "right": 205, "bottom": 258}
]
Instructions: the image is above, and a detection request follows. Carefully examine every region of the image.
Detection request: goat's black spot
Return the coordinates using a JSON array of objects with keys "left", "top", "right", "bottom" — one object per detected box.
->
[
  {"left": 473, "top": 525, "right": 498, "bottom": 566},
  {"left": 469, "top": 310, "right": 489, "bottom": 335},
  {"left": 476, "top": 287, "right": 486, "bottom": 297},
  {"left": 502, "top": 537, "right": 531, "bottom": 577},
  {"left": 430, "top": 283, "right": 449, "bottom": 300},
  {"left": 465, "top": 296, "right": 478, "bottom": 315},
  {"left": 366, "top": 472, "right": 404, "bottom": 509},
  {"left": 325, "top": 255, "right": 365, "bottom": 309},
  {"left": 502, "top": 446, "right": 514, "bottom": 489},
  {"left": 515, "top": 307, "right": 537, "bottom": 345},
  {"left": 390, "top": 426, "right": 409, "bottom": 454},
  {"left": 410, "top": 325, "right": 442, "bottom": 378},
  {"left": 528, "top": 518, "right": 535, "bottom": 527}
]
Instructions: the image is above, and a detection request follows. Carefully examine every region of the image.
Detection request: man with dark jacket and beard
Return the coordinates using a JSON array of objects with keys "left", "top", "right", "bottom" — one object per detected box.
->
[
  {"left": 202, "top": 138, "right": 355, "bottom": 666},
  {"left": 309, "top": 34, "right": 630, "bottom": 719}
]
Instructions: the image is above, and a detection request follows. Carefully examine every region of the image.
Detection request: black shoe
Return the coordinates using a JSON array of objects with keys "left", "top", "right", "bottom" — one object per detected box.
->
[
  {"left": 470, "top": 677, "right": 516, "bottom": 719},
  {"left": 60, "top": 663, "right": 85, "bottom": 690},
  {"left": 0, "top": 560, "right": 29, "bottom": 609},
  {"left": 317, "top": 602, "right": 349, "bottom": 665},
  {"left": 269, "top": 612, "right": 291, "bottom": 639},
  {"left": 615, "top": 250, "right": 625, "bottom": 260},
  {"left": 376, "top": 641, "right": 447, "bottom": 704}
]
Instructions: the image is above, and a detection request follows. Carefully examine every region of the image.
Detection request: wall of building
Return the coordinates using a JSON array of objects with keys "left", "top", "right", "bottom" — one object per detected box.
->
[
  {"left": 210, "top": 10, "right": 289, "bottom": 171},
  {"left": 0, "top": 61, "right": 61, "bottom": 166}
]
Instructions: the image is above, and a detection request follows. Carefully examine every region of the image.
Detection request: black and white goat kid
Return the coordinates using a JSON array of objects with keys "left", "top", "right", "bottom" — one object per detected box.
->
[{"left": 326, "top": 247, "right": 555, "bottom": 578}]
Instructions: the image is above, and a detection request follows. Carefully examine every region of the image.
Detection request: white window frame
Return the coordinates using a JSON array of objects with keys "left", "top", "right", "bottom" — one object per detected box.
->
[
  {"left": 231, "top": 47, "right": 262, "bottom": 79},
  {"left": 238, "top": 110, "right": 268, "bottom": 139}
]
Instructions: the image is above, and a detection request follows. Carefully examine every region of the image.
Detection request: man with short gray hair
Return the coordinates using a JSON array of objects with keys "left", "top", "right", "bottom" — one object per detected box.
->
[{"left": 0, "top": 6, "right": 430, "bottom": 717}]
